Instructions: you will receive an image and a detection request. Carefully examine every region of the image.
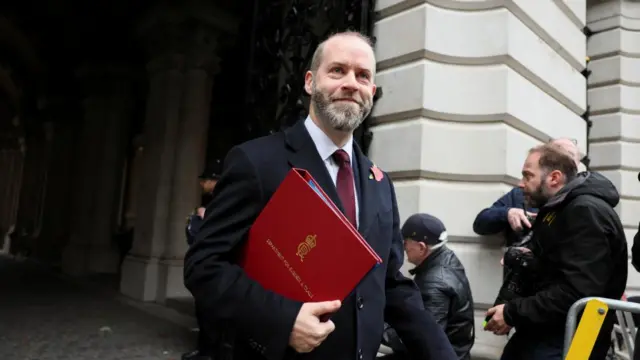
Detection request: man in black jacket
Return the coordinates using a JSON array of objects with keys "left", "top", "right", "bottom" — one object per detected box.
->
[
  {"left": 382, "top": 213, "right": 475, "bottom": 360},
  {"left": 484, "top": 143, "right": 628, "bottom": 360}
]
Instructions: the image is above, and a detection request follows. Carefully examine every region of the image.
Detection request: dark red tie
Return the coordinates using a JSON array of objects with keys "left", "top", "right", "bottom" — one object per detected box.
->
[{"left": 332, "top": 149, "right": 357, "bottom": 227}]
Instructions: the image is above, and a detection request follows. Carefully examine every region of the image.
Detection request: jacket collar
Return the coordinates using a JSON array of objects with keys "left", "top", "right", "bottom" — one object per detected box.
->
[{"left": 409, "top": 246, "right": 447, "bottom": 275}]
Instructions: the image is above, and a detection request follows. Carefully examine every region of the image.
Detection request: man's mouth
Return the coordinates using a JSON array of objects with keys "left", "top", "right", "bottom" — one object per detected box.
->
[{"left": 333, "top": 98, "right": 359, "bottom": 104}]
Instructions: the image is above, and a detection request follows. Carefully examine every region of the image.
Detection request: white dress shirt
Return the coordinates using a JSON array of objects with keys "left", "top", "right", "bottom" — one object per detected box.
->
[{"left": 304, "top": 116, "right": 360, "bottom": 228}]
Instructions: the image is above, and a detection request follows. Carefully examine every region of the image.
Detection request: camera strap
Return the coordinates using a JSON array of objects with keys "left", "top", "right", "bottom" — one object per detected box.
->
[{"left": 512, "top": 230, "right": 534, "bottom": 247}]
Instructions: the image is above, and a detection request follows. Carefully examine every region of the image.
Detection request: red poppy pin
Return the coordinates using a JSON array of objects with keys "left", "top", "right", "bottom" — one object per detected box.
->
[{"left": 369, "top": 164, "right": 383, "bottom": 182}]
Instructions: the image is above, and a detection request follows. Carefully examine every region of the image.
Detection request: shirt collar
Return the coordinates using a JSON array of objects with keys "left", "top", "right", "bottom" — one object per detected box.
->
[{"left": 304, "top": 116, "right": 353, "bottom": 162}]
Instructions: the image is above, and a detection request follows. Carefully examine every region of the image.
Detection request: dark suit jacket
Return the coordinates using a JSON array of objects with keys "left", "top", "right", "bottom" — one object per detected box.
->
[{"left": 184, "top": 119, "right": 457, "bottom": 360}]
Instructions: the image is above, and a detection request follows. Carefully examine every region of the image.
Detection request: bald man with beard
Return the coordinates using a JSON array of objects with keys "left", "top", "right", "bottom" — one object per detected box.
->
[{"left": 184, "top": 31, "right": 457, "bottom": 360}]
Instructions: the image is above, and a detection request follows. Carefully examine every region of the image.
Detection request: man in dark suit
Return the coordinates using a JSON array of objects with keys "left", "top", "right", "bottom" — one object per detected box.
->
[{"left": 184, "top": 31, "right": 457, "bottom": 360}]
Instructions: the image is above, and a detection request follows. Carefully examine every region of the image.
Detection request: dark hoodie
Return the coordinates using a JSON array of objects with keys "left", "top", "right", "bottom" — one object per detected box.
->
[
  {"left": 503, "top": 172, "right": 628, "bottom": 357},
  {"left": 631, "top": 222, "right": 640, "bottom": 272}
]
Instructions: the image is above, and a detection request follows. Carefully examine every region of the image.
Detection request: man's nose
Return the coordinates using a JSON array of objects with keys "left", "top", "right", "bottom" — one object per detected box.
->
[{"left": 341, "top": 72, "right": 359, "bottom": 90}]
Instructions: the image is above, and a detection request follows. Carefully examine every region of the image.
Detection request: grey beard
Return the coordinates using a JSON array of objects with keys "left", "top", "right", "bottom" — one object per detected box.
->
[{"left": 311, "top": 83, "right": 372, "bottom": 132}]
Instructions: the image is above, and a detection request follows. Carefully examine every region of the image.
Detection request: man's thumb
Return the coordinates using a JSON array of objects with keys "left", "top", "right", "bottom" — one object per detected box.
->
[{"left": 310, "top": 300, "right": 341, "bottom": 316}]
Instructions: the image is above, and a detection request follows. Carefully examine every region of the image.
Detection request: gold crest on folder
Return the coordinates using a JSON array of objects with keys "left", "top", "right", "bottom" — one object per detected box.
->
[{"left": 296, "top": 234, "right": 317, "bottom": 262}]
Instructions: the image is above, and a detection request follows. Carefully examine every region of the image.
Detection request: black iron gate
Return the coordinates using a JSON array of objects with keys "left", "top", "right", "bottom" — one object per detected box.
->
[{"left": 242, "top": 0, "right": 378, "bottom": 155}]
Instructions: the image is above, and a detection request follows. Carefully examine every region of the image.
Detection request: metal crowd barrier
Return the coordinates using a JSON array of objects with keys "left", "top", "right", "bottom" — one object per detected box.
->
[{"left": 564, "top": 297, "right": 640, "bottom": 360}]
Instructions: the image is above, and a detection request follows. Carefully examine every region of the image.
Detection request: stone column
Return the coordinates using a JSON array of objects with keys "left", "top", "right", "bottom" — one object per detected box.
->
[
  {"left": 122, "top": 134, "right": 146, "bottom": 229},
  {"left": 119, "top": 26, "right": 186, "bottom": 300},
  {"left": 61, "top": 70, "right": 110, "bottom": 276},
  {"left": 29, "top": 122, "right": 55, "bottom": 258},
  {"left": 0, "top": 134, "right": 24, "bottom": 244},
  {"left": 161, "top": 24, "right": 220, "bottom": 300},
  {"left": 0, "top": 150, "right": 9, "bottom": 236},
  {"left": 87, "top": 67, "right": 135, "bottom": 274},
  {"left": 0, "top": 149, "right": 12, "bottom": 253},
  {"left": 0, "top": 143, "right": 17, "bottom": 233},
  {"left": 60, "top": 66, "right": 136, "bottom": 275},
  {"left": 587, "top": 0, "right": 640, "bottom": 292},
  {"left": 13, "top": 120, "right": 54, "bottom": 254},
  {"left": 120, "top": 1, "right": 237, "bottom": 302},
  {"left": 371, "top": 1, "right": 587, "bottom": 358},
  {"left": 36, "top": 97, "right": 80, "bottom": 265}
]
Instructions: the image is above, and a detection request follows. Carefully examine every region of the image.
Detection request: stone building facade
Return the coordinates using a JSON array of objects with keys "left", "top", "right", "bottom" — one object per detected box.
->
[
  {"left": 0, "top": 0, "right": 639, "bottom": 358},
  {"left": 367, "top": 0, "right": 639, "bottom": 355}
]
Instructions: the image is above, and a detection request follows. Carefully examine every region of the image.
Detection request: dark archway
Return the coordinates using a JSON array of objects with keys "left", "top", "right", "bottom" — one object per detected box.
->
[{"left": 0, "top": 0, "right": 378, "bottom": 271}]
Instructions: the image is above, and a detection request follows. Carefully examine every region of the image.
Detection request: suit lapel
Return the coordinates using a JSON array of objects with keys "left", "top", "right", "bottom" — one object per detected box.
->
[
  {"left": 353, "top": 142, "right": 376, "bottom": 237},
  {"left": 284, "top": 120, "right": 378, "bottom": 237},
  {"left": 284, "top": 120, "right": 344, "bottom": 213}
]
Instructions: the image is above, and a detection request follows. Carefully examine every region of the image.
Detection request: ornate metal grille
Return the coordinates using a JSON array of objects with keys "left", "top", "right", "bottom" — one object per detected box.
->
[{"left": 243, "top": 0, "right": 378, "bottom": 155}]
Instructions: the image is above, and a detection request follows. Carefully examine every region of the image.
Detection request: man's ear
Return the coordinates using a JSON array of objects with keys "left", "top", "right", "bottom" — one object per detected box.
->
[
  {"left": 550, "top": 169, "right": 564, "bottom": 186},
  {"left": 304, "top": 71, "right": 313, "bottom": 95},
  {"left": 419, "top": 242, "right": 428, "bottom": 252}
]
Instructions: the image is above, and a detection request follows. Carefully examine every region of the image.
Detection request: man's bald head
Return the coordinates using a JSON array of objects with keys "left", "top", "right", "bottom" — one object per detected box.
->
[
  {"left": 549, "top": 138, "right": 581, "bottom": 167},
  {"left": 309, "top": 31, "right": 375, "bottom": 75}
]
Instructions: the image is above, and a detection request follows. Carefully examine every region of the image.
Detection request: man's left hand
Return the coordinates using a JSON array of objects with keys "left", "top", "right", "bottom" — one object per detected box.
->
[{"left": 484, "top": 304, "right": 512, "bottom": 335}]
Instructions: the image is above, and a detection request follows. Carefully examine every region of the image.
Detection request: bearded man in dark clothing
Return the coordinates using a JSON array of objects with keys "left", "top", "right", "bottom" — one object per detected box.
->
[{"left": 484, "top": 143, "right": 628, "bottom": 360}]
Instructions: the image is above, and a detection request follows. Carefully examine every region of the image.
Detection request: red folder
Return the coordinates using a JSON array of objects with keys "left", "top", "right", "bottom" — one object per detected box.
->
[{"left": 240, "top": 168, "right": 383, "bottom": 303}]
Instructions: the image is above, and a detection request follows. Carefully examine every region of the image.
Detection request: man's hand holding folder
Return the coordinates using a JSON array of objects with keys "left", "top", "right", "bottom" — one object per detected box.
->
[
  {"left": 240, "top": 168, "right": 382, "bottom": 353},
  {"left": 289, "top": 300, "right": 341, "bottom": 353}
]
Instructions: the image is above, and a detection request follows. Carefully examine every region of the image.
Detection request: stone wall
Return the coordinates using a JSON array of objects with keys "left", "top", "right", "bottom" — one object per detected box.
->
[
  {"left": 587, "top": 0, "right": 640, "bottom": 294},
  {"left": 371, "top": 0, "right": 588, "bottom": 357}
]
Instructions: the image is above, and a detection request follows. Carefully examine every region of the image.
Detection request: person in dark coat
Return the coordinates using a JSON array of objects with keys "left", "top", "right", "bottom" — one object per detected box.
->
[
  {"left": 383, "top": 213, "right": 475, "bottom": 360},
  {"left": 183, "top": 161, "right": 222, "bottom": 360},
  {"left": 630, "top": 172, "right": 640, "bottom": 275},
  {"left": 485, "top": 143, "right": 628, "bottom": 360},
  {"left": 472, "top": 187, "right": 536, "bottom": 246},
  {"left": 631, "top": 181, "right": 640, "bottom": 360},
  {"left": 183, "top": 31, "right": 457, "bottom": 360},
  {"left": 185, "top": 161, "right": 222, "bottom": 247}
]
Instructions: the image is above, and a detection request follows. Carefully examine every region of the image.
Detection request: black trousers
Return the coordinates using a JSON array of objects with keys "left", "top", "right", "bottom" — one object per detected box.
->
[
  {"left": 196, "top": 301, "right": 214, "bottom": 356},
  {"left": 500, "top": 331, "right": 563, "bottom": 360},
  {"left": 625, "top": 297, "right": 640, "bottom": 360}
]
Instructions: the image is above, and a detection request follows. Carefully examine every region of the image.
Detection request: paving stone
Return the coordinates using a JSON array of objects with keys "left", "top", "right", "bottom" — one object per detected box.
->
[{"left": 0, "top": 257, "right": 195, "bottom": 360}]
